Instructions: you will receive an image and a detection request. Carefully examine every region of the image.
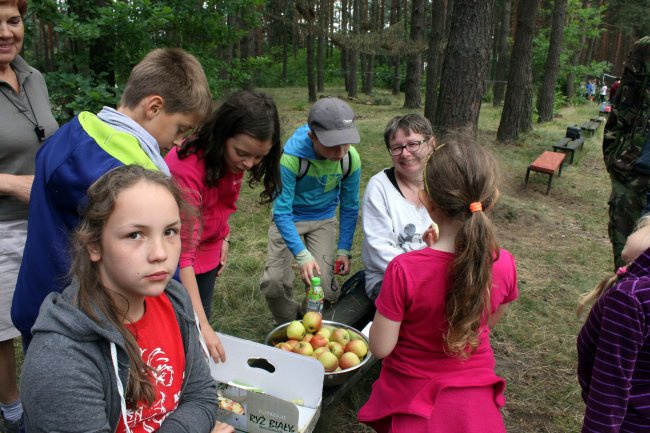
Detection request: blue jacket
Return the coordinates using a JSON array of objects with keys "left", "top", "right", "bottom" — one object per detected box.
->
[
  {"left": 11, "top": 112, "right": 159, "bottom": 337},
  {"left": 273, "top": 124, "right": 361, "bottom": 256}
]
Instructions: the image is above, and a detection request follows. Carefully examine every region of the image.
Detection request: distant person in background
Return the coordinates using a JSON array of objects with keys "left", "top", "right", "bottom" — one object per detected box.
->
[
  {"left": 577, "top": 214, "right": 650, "bottom": 432},
  {"left": 609, "top": 79, "right": 620, "bottom": 102},
  {"left": 0, "top": 0, "right": 58, "bottom": 431},
  {"left": 602, "top": 35, "right": 650, "bottom": 269},
  {"left": 165, "top": 90, "right": 282, "bottom": 363},
  {"left": 358, "top": 136, "right": 518, "bottom": 433},
  {"left": 586, "top": 80, "right": 595, "bottom": 101},
  {"left": 362, "top": 114, "right": 435, "bottom": 301},
  {"left": 599, "top": 83, "right": 608, "bottom": 103}
]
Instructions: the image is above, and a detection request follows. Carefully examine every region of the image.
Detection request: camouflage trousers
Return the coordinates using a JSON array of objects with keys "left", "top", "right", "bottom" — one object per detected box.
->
[{"left": 608, "top": 175, "right": 649, "bottom": 270}]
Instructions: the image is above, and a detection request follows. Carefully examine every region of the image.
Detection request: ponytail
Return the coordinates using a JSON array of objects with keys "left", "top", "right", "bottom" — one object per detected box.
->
[{"left": 422, "top": 133, "right": 500, "bottom": 359}]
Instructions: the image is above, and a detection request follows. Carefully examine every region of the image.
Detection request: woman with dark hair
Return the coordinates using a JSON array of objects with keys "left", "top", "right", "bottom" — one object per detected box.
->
[
  {"left": 0, "top": 0, "right": 57, "bottom": 430},
  {"left": 165, "top": 90, "right": 282, "bottom": 362}
]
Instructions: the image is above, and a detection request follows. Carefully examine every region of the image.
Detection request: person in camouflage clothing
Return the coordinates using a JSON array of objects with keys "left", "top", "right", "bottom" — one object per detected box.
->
[{"left": 603, "top": 36, "right": 650, "bottom": 270}]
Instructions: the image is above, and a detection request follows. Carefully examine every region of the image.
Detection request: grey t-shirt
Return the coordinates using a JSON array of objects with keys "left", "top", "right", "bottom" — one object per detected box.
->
[{"left": 0, "top": 55, "right": 58, "bottom": 220}]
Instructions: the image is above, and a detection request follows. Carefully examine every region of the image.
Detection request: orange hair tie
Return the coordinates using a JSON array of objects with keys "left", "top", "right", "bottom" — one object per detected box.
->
[{"left": 469, "top": 202, "right": 483, "bottom": 213}]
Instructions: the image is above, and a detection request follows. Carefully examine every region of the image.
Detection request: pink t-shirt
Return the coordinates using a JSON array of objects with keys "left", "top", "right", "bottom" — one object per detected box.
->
[
  {"left": 165, "top": 147, "right": 244, "bottom": 274},
  {"left": 359, "top": 247, "right": 518, "bottom": 421},
  {"left": 117, "top": 293, "right": 185, "bottom": 433}
]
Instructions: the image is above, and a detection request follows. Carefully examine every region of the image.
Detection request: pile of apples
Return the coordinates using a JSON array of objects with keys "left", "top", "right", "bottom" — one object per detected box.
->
[{"left": 273, "top": 312, "right": 369, "bottom": 373}]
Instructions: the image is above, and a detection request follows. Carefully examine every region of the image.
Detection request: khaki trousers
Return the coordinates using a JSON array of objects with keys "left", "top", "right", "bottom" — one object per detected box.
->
[{"left": 260, "top": 218, "right": 339, "bottom": 324}]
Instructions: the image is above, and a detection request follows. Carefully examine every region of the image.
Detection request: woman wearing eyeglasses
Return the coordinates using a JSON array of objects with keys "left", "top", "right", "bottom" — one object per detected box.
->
[{"left": 361, "top": 114, "right": 435, "bottom": 301}]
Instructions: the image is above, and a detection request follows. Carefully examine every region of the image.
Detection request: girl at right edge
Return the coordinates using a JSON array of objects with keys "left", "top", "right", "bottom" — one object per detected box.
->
[
  {"left": 358, "top": 135, "right": 518, "bottom": 432},
  {"left": 577, "top": 215, "right": 650, "bottom": 432}
]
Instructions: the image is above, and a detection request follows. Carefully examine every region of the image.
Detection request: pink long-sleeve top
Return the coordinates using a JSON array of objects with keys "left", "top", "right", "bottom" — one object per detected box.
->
[{"left": 165, "top": 147, "right": 243, "bottom": 274}]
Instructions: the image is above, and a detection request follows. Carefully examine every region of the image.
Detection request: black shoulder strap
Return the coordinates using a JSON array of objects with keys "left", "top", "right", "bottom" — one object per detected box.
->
[{"left": 297, "top": 157, "right": 310, "bottom": 180}]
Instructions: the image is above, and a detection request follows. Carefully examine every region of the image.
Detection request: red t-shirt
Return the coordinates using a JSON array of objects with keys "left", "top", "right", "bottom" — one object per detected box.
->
[{"left": 117, "top": 293, "right": 186, "bottom": 433}]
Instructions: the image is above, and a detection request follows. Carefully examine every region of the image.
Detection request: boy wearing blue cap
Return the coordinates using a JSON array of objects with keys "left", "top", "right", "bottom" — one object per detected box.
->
[{"left": 260, "top": 97, "right": 362, "bottom": 325}]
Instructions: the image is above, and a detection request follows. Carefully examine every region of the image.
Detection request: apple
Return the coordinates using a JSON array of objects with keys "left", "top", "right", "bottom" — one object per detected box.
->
[
  {"left": 317, "top": 351, "right": 339, "bottom": 372},
  {"left": 323, "top": 325, "right": 336, "bottom": 335},
  {"left": 349, "top": 331, "right": 364, "bottom": 341},
  {"left": 315, "top": 327, "right": 331, "bottom": 339},
  {"left": 312, "top": 346, "right": 330, "bottom": 359},
  {"left": 309, "top": 334, "right": 329, "bottom": 349},
  {"left": 327, "top": 341, "right": 344, "bottom": 358},
  {"left": 285, "top": 339, "right": 300, "bottom": 349},
  {"left": 339, "top": 351, "right": 361, "bottom": 369},
  {"left": 286, "top": 320, "right": 306, "bottom": 340},
  {"left": 292, "top": 341, "right": 314, "bottom": 356},
  {"left": 302, "top": 333, "right": 314, "bottom": 343},
  {"left": 345, "top": 339, "right": 368, "bottom": 359},
  {"left": 275, "top": 342, "right": 293, "bottom": 352},
  {"left": 331, "top": 328, "right": 351, "bottom": 346},
  {"left": 302, "top": 311, "right": 322, "bottom": 333}
]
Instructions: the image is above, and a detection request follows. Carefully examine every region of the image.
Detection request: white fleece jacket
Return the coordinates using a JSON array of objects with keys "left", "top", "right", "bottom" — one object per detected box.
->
[{"left": 361, "top": 169, "right": 433, "bottom": 297}]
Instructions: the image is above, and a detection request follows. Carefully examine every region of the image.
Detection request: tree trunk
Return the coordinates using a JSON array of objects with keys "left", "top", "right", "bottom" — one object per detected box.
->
[
  {"left": 341, "top": 0, "right": 349, "bottom": 92},
  {"left": 493, "top": 0, "right": 511, "bottom": 106},
  {"left": 435, "top": 0, "right": 495, "bottom": 136},
  {"left": 566, "top": 0, "right": 588, "bottom": 98},
  {"left": 305, "top": 0, "right": 317, "bottom": 102},
  {"left": 317, "top": 0, "right": 327, "bottom": 92},
  {"left": 496, "top": 0, "right": 541, "bottom": 143},
  {"left": 362, "top": 0, "right": 378, "bottom": 95},
  {"left": 536, "top": 0, "right": 567, "bottom": 123},
  {"left": 348, "top": 0, "right": 359, "bottom": 98},
  {"left": 424, "top": 0, "right": 448, "bottom": 123},
  {"left": 390, "top": 0, "right": 401, "bottom": 95},
  {"left": 403, "top": 0, "right": 425, "bottom": 108}
]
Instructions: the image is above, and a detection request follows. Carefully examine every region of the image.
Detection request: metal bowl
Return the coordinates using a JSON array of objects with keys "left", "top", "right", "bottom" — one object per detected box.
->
[{"left": 264, "top": 319, "right": 372, "bottom": 388}]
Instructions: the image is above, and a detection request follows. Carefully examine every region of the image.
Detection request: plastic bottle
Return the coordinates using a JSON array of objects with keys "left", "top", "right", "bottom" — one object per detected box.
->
[{"left": 306, "top": 276, "right": 324, "bottom": 314}]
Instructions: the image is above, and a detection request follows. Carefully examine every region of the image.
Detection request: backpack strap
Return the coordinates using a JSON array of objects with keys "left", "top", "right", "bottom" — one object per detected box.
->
[
  {"left": 296, "top": 153, "right": 352, "bottom": 181},
  {"left": 340, "top": 152, "right": 351, "bottom": 181},
  {"left": 297, "top": 157, "right": 310, "bottom": 180}
]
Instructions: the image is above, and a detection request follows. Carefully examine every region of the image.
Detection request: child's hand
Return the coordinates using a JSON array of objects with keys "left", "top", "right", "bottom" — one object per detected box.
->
[
  {"left": 217, "top": 238, "right": 230, "bottom": 276},
  {"left": 335, "top": 255, "right": 351, "bottom": 275},
  {"left": 300, "top": 260, "right": 321, "bottom": 287},
  {"left": 202, "top": 326, "right": 226, "bottom": 363},
  {"left": 423, "top": 222, "right": 440, "bottom": 247}
]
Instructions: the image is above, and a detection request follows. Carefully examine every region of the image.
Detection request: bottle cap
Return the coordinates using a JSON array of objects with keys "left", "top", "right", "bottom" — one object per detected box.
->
[{"left": 311, "top": 277, "right": 321, "bottom": 286}]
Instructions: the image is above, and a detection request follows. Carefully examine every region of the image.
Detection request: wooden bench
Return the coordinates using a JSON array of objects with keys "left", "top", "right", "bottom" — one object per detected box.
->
[
  {"left": 579, "top": 120, "right": 601, "bottom": 137},
  {"left": 552, "top": 136, "right": 586, "bottom": 164},
  {"left": 525, "top": 151, "right": 566, "bottom": 194},
  {"left": 321, "top": 273, "right": 377, "bottom": 408}
]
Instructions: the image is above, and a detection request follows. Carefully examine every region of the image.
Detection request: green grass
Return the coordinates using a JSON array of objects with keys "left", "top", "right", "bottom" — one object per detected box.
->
[{"left": 13, "top": 87, "right": 610, "bottom": 432}]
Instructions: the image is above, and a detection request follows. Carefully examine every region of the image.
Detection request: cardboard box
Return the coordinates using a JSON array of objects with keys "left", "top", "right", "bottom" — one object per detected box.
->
[{"left": 210, "top": 333, "right": 324, "bottom": 433}]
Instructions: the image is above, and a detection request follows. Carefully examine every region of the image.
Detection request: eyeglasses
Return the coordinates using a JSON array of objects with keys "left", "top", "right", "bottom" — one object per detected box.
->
[{"left": 388, "top": 139, "right": 427, "bottom": 156}]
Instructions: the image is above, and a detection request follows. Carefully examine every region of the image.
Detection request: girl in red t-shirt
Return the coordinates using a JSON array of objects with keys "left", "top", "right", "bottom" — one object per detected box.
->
[
  {"left": 165, "top": 90, "right": 282, "bottom": 363},
  {"left": 358, "top": 135, "right": 518, "bottom": 433},
  {"left": 20, "top": 165, "right": 233, "bottom": 433}
]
